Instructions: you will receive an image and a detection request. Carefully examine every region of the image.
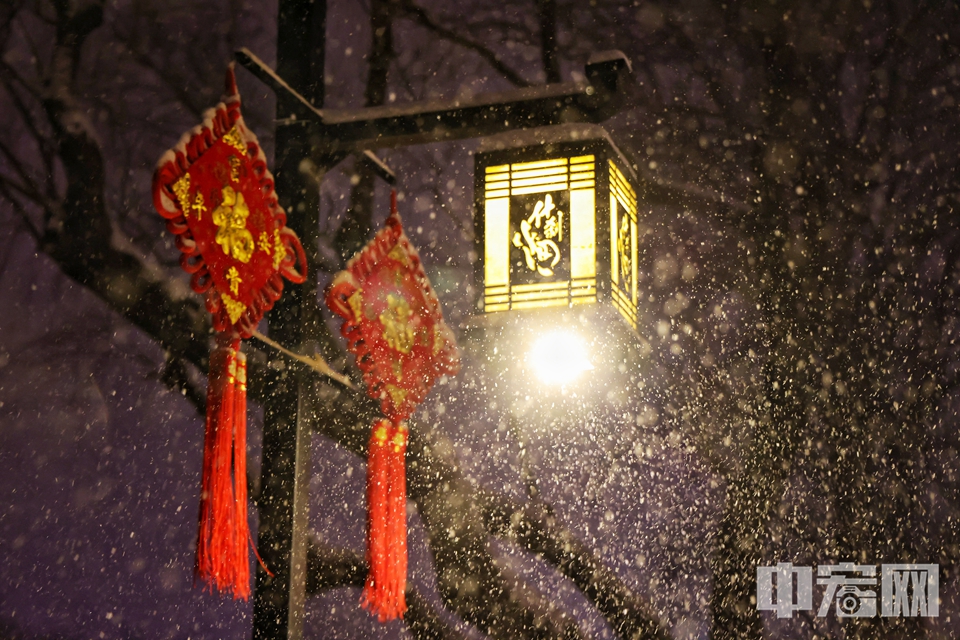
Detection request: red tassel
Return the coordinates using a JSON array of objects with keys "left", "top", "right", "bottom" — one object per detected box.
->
[
  {"left": 362, "top": 420, "right": 408, "bottom": 621},
  {"left": 196, "top": 334, "right": 252, "bottom": 599},
  {"left": 386, "top": 423, "right": 407, "bottom": 612}
]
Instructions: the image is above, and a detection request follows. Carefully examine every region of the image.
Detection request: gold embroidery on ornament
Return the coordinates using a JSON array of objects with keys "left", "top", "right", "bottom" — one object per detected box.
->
[
  {"left": 385, "top": 385, "right": 408, "bottom": 408},
  {"left": 172, "top": 174, "right": 206, "bottom": 220},
  {"left": 226, "top": 266, "right": 242, "bottom": 295},
  {"left": 272, "top": 228, "right": 287, "bottom": 270},
  {"left": 391, "top": 425, "right": 407, "bottom": 452},
  {"left": 222, "top": 126, "right": 246, "bottom": 154},
  {"left": 432, "top": 325, "right": 443, "bottom": 355},
  {"left": 236, "top": 356, "right": 247, "bottom": 391},
  {"left": 228, "top": 155, "right": 241, "bottom": 183},
  {"left": 258, "top": 231, "right": 272, "bottom": 256},
  {"left": 388, "top": 245, "right": 410, "bottom": 268},
  {"left": 380, "top": 294, "right": 414, "bottom": 354},
  {"left": 220, "top": 292, "right": 246, "bottom": 324},
  {"left": 211, "top": 185, "right": 255, "bottom": 263},
  {"left": 347, "top": 290, "right": 364, "bottom": 323},
  {"left": 191, "top": 192, "right": 205, "bottom": 220},
  {"left": 173, "top": 174, "right": 192, "bottom": 213}
]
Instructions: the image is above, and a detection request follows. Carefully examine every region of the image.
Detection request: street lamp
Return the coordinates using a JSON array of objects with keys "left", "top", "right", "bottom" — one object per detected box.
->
[
  {"left": 472, "top": 125, "right": 644, "bottom": 508},
  {"left": 474, "top": 124, "right": 641, "bottom": 333},
  {"left": 473, "top": 124, "right": 643, "bottom": 393}
]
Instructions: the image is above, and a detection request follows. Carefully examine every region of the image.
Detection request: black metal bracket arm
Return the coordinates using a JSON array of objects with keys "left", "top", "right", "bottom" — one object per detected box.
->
[
  {"left": 359, "top": 149, "right": 397, "bottom": 185},
  {"left": 236, "top": 48, "right": 324, "bottom": 121},
  {"left": 235, "top": 46, "right": 633, "bottom": 153}
]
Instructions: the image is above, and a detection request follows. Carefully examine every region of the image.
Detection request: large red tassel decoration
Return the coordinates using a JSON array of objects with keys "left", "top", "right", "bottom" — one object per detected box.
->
[
  {"left": 326, "top": 192, "right": 459, "bottom": 621},
  {"left": 361, "top": 420, "right": 408, "bottom": 620},
  {"left": 196, "top": 333, "right": 251, "bottom": 598},
  {"left": 152, "top": 66, "right": 306, "bottom": 599}
]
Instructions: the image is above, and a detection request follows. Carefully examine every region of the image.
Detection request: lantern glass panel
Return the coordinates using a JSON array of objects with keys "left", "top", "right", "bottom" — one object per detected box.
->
[
  {"left": 609, "top": 160, "right": 639, "bottom": 329},
  {"left": 476, "top": 132, "right": 639, "bottom": 331},
  {"left": 482, "top": 155, "right": 598, "bottom": 311}
]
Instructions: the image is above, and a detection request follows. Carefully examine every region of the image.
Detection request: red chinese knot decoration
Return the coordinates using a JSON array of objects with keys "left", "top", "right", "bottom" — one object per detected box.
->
[
  {"left": 152, "top": 65, "right": 306, "bottom": 600},
  {"left": 326, "top": 191, "right": 460, "bottom": 621}
]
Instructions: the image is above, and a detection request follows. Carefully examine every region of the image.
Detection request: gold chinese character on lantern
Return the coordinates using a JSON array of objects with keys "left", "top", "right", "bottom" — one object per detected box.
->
[
  {"left": 512, "top": 193, "right": 564, "bottom": 277},
  {"left": 617, "top": 212, "right": 631, "bottom": 288}
]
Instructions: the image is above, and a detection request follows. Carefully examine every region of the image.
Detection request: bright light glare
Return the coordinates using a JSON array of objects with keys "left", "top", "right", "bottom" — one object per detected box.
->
[{"left": 526, "top": 330, "right": 594, "bottom": 386}]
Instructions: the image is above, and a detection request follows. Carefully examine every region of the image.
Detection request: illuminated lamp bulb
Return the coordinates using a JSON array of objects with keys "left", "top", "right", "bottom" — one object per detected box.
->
[{"left": 526, "top": 330, "right": 595, "bottom": 386}]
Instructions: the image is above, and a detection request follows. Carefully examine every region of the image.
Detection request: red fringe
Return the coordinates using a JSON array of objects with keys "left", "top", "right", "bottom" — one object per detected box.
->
[
  {"left": 196, "top": 335, "right": 252, "bottom": 599},
  {"left": 362, "top": 420, "right": 408, "bottom": 621}
]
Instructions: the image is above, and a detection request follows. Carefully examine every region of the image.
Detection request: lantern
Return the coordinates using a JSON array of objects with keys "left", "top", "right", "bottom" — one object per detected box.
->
[{"left": 474, "top": 125, "right": 641, "bottom": 332}]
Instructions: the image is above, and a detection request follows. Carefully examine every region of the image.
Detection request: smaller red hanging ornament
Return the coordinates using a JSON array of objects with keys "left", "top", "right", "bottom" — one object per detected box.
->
[
  {"left": 152, "top": 65, "right": 306, "bottom": 599},
  {"left": 326, "top": 191, "right": 460, "bottom": 621}
]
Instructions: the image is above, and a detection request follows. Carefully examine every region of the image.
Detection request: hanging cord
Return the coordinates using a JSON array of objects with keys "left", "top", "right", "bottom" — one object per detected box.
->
[{"left": 251, "top": 330, "right": 355, "bottom": 389}]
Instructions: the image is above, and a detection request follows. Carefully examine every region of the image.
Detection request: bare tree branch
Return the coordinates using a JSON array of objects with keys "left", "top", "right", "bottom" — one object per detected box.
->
[
  {"left": 0, "top": 60, "right": 58, "bottom": 180},
  {"left": 306, "top": 538, "right": 469, "bottom": 640},
  {"left": 395, "top": 0, "right": 531, "bottom": 88},
  {"left": 0, "top": 137, "right": 57, "bottom": 217},
  {"left": 0, "top": 178, "right": 42, "bottom": 242},
  {"left": 405, "top": 428, "right": 589, "bottom": 640},
  {"left": 478, "top": 493, "right": 671, "bottom": 640}
]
